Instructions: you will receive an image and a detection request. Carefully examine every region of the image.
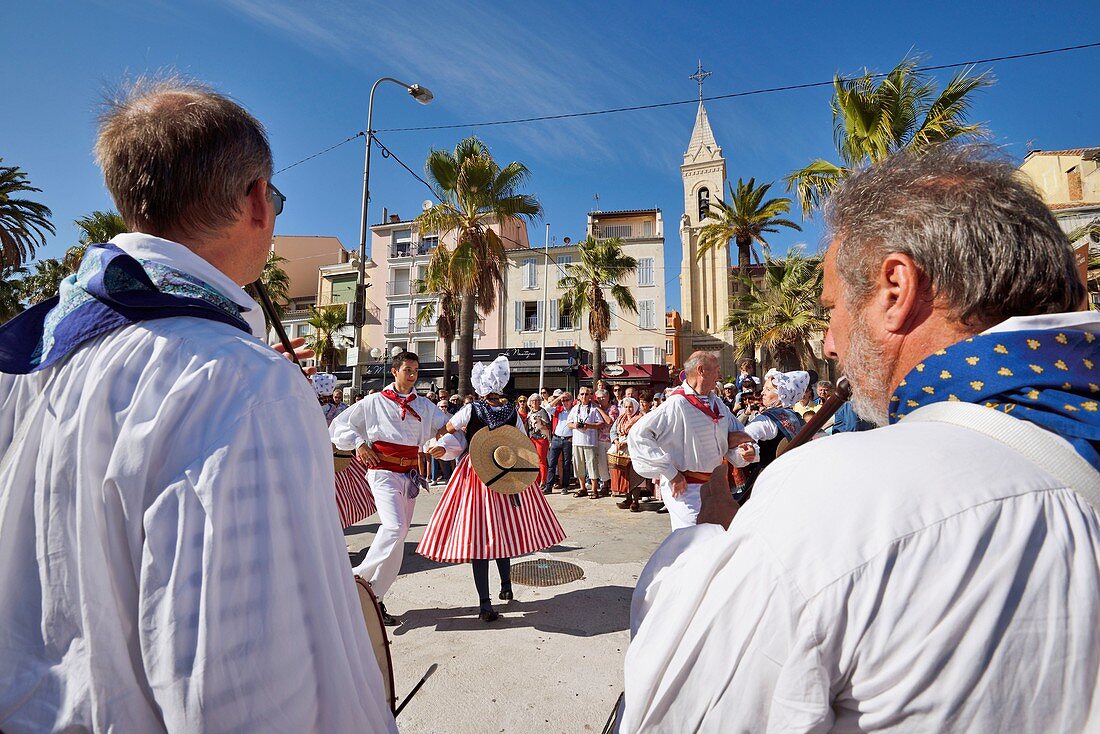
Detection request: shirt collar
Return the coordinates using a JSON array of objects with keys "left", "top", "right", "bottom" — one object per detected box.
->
[
  {"left": 386, "top": 382, "right": 416, "bottom": 398},
  {"left": 983, "top": 310, "right": 1100, "bottom": 335},
  {"left": 111, "top": 232, "right": 265, "bottom": 338}
]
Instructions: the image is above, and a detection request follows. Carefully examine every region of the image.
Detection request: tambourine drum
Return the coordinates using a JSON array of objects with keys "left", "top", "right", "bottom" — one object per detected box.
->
[
  {"left": 355, "top": 575, "right": 397, "bottom": 712},
  {"left": 607, "top": 450, "right": 631, "bottom": 469}
]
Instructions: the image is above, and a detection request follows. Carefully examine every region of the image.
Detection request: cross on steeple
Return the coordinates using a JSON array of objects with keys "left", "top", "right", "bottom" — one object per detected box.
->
[{"left": 689, "top": 60, "right": 712, "bottom": 102}]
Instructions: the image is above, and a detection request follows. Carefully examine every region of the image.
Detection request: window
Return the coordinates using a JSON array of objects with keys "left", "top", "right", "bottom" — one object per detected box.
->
[
  {"left": 698, "top": 188, "right": 710, "bottom": 221},
  {"left": 522, "top": 340, "right": 538, "bottom": 348},
  {"left": 557, "top": 339, "right": 573, "bottom": 347},
  {"left": 418, "top": 233, "right": 439, "bottom": 255},
  {"left": 603, "top": 346, "right": 621, "bottom": 363},
  {"left": 665, "top": 339, "right": 673, "bottom": 354},
  {"left": 389, "top": 268, "right": 411, "bottom": 296},
  {"left": 522, "top": 257, "right": 538, "bottom": 289},
  {"left": 638, "top": 346, "right": 658, "bottom": 363},
  {"left": 413, "top": 301, "right": 435, "bottom": 332},
  {"left": 415, "top": 341, "right": 435, "bottom": 363},
  {"left": 557, "top": 254, "right": 573, "bottom": 268},
  {"left": 637, "top": 257, "right": 654, "bottom": 286},
  {"left": 514, "top": 301, "right": 542, "bottom": 332},
  {"left": 388, "top": 304, "right": 410, "bottom": 333},
  {"left": 603, "top": 224, "right": 633, "bottom": 238},
  {"left": 549, "top": 299, "right": 574, "bottom": 331},
  {"left": 391, "top": 228, "right": 413, "bottom": 258},
  {"left": 296, "top": 323, "right": 313, "bottom": 338},
  {"left": 639, "top": 299, "right": 656, "bottom": 329},
  {"left": 328, "top": 275, "right": 357, "bottom": 304},
  {"left": 643, "top": 220, "right": 653, "bottom": 237}
]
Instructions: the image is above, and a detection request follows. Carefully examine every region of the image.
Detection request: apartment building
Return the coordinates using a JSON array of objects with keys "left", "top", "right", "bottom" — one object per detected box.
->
[{"left": 503, "top": 209, "right": 669, "bottom": 377}]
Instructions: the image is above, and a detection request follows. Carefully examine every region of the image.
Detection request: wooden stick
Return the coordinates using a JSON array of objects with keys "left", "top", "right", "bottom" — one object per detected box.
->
[{"left": 775, "top": 376, "right": 851, "bottom": 458}]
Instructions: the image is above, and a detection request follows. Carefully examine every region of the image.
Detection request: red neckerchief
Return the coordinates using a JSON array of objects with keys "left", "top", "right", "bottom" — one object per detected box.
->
[
  {"left": 668, "top": 385, "right": 721, "bottom": 424},
  {"left": 381, "top": 388, "right": 422, "bottom": 421}
]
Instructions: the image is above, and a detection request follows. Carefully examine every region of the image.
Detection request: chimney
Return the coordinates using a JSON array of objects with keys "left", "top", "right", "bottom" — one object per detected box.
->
[
  {"left": 381, "top": 207, "right": 388, "bottom": 225},
  {"left": 389, "top": 213, "right": 401, "bottom": 223}
]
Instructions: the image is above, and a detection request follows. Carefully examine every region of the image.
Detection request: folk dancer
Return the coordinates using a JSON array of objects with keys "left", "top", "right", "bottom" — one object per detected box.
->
[
  {"left": 628, "top": 351, "right": 757, "bottom": 530},
  {"left": 330, "top": 351, "right": 449, "bottom": 625},
  {"left": 734, "top": 368, "right": 808, "bottom": 503},
  {"left": 0, "top": 79, "right": 395, "bottom": 732},
  {"left": 418, "top": 356, "right": 566, "bottom": 622},
  {"left": 620, "top": 145, "right": 1100, "bottom": 732}
]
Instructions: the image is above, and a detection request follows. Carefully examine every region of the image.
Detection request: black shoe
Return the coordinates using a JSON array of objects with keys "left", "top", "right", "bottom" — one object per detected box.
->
[
  {"left": 478, "top": 609, "right": 500, "bottom": 623},
  {"left": 656, "top": 504, "right": 669, "bottom": 514},
  {"left": 378, "top": 602, "right": 399, "bottom": 627},
  {"left": 499, "top": 589, "right": 513, "bottom": 601}
]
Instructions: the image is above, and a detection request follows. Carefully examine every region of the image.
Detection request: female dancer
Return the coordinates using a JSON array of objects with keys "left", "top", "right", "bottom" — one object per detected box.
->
[{"left": 417, "top": 357, "right": 566, "bottom": 622}]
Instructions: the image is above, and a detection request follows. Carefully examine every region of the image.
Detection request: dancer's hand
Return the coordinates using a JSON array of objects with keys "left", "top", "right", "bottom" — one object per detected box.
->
[
  {"left": 667, "top": 472, "right": 687, "bottom": 498},
  {"left": 426, "top": 444, "right": 446, "bottom": 459},
  {"left": 356, "top": 443, "right": 381, "bottom": 467}
]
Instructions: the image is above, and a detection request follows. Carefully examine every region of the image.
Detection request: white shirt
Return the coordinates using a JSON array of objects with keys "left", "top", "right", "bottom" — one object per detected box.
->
[
  {"left": 567, "top": 401, "right": 604, "bottom": 447},
  {"left": 330, "top": 383, "right": 449, "bottom": 453},
  {"left": 627, "top": 382, "right": 753, "bottom": 482},
  {"left": 0, "top": 233, "right": 396, "bottom": 734},
  {"left": 620, "top": 313, "right": 1100, "bottom": 733}
]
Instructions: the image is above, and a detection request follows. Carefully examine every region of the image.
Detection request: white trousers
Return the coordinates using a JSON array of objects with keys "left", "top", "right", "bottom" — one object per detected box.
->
[
  {"left": 658, "top": 479, "right": 704, "bottom": 530},
  {"left": 352, "top": 469, "right": 418, "bottom": 599}
]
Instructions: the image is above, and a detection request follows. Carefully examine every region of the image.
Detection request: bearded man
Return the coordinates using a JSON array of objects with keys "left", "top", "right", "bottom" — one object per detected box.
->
[{"left": 618, "top": 145, "right": 1100, "bottom": 733}]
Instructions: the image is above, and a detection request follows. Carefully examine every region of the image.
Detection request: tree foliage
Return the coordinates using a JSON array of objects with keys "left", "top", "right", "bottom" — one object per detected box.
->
[
  {"left": 0, "top": 159, "right": 55, "bottom": 270},
  {"left": 415, "top": 246, "right": 460, "bottom": 389},
  {"left": 416, "top": 136, "right": 541, "bottom": 394},
  {"left": 65, "top": 210, "right": 128, "bottom": 271},
  {"left": 724, "top": 247, "right": 829, "bottom": 372},
  {"left": 558, "top": 237, "right": 638, "bottom": 385},
  {"left": 785, "top": 56, "right": 992, "bottom": 216},
  {"left": 696, "top": 178, "right": 801, "bottom": 269},
  {"left": 306, "top": 305, "right": 352, "bottom": 373}
]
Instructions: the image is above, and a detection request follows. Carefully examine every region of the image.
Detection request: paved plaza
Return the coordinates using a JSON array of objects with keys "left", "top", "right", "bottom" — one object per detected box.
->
[{"left": 345, "top": 489, "right": 670, "bottom": 733}]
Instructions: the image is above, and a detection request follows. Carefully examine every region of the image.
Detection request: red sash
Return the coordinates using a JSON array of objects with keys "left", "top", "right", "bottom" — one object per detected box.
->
[
  {"left": 381, "top": 388, "right": 422, "bottom": 421},
  {"left": 370, "top": 440, "right": 420, "bottom": 473},
  {"left": 668, "top": 386, "right": 721, "bottom": 424}
]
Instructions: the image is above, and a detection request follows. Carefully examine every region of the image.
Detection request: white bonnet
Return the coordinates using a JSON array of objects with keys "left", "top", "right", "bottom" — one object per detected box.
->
[{"left": 471, "top": 355, "right": 510, "bottom": 397}]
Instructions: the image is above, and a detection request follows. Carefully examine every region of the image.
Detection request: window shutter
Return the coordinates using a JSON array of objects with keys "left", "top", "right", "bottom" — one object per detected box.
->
[
  {"left": 514, "top": 302, "right": 522, "bottom": 332},
  {"left": 550, "top": 299, "right": 559, "bottom": 331},
  {"left": 609, "top": 302, "right": 618, "bottom": 330},
  {"left": 632, "top": 347, "right": 639, "bottom": 364},
  {"left": 535, "top": 300, "right": 543, "bottom": 331}
]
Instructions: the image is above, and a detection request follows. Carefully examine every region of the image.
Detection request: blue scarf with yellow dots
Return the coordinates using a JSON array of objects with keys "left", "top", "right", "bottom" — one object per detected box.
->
[
  {"left": 890, "top": 328, "right": 1100, "bottom": 470},
  {"left": 0, "top": 243, "right": 250, "bottom": 375}
]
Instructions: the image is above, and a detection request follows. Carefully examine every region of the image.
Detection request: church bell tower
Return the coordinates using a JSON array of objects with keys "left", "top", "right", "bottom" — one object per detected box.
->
[{"left": 678, "top": 62, "right": 733, "bottom": 372}]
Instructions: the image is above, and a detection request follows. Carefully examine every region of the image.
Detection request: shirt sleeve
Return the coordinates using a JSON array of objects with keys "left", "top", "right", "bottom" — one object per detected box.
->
[
  {"left": 450, "top": 403, "right": 473, "bottom": 431},
  {"left": 627, "top": 405, "right": 679, "bottom": 481},
  {"left": 745, "top": 415, "right": 779, "bottom": 442},
  {"left": 329, "top": 400, "right": 368, "bottom": 450},
  {"left": 722, "top": 411, "right": 758, "bottom": 468},
  {"left": 139, "top": 389, "right": 396, "bottom": 733}
]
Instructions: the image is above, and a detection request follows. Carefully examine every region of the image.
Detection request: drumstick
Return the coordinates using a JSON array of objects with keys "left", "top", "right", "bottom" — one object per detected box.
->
[{"left": 394, "top": 663, "right": 438, "bottom": 718}]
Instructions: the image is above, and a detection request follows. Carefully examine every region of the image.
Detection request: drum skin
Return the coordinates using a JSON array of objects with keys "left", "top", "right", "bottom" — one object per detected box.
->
[{"left": 355, "top": 575, "right": 396, "bottom": 712}]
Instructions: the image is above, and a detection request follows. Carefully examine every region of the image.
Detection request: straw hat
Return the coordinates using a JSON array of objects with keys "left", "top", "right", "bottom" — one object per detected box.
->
[{"left": 468, "top": 424, "right": 540, "bottom": 495}]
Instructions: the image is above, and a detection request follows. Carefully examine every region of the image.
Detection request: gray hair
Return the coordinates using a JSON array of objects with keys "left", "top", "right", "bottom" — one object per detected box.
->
[
  {"left": 95, "top": 75, "right": 273, "bottom": 241},
  {"left": 527, "top": 393, "right": 542, "bottom": 403},
  {"left": 684, "top": 350, "right": 719, "bottom": 375},
  {"left": 594, "top": 389, "right": 609, "bottom": 398},
  {"left": 825, "top": 144, "right": 1083, "bottom": 329}
]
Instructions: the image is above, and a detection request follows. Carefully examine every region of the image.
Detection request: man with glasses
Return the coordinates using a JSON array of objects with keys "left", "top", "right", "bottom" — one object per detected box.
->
[
  {"left": 0, "top": 78, "right": 395, "bottom": 732},
  {"left": 542, "top": 391, "right": 576, "bottom": 494}
]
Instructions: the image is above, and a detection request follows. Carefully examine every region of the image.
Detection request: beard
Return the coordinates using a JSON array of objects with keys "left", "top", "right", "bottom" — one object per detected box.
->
[{"left": 840, "top": 311, "right": 894, "bottom": 427}]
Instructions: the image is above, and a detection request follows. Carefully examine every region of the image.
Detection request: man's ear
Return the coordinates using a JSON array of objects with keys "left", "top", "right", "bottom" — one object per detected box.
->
[
  {"left": 247, "top": 179, "right": 270, "bottom": 226},
  {"left": 877, "top": 252, "right": 926, "bottom": 333}
]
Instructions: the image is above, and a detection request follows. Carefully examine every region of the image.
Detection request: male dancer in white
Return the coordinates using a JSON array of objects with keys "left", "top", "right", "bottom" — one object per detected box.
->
[
  {"left": 628, "top": 350, "right": 756, "bottom": 530},
  {"left": 331, "top": 351, "right": 449, "bottom": 624}
]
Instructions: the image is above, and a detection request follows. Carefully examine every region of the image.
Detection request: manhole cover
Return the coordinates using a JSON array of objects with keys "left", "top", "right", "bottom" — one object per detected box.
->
[{"left": 511, "top": 559, "right": 584, "bottom": 587}]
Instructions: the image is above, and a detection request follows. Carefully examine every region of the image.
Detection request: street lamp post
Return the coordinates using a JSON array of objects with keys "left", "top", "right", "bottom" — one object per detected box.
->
[
  {"left": 351, "top": 76, "right": 433, "bottom": 392},
  {"left": 538, "top": 223, "right": 550, "bottom": 393}
]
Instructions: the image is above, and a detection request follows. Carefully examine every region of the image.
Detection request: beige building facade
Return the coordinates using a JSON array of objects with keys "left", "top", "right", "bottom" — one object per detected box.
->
[
  {"left": 501, "top": 209, "right": 669, "bottom": 370},
  {"left": 1020, "top": 147, "right": 1100, "bottom": 237}
]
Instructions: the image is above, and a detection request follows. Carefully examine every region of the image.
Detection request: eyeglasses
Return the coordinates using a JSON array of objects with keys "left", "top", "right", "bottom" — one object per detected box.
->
[{"left": 247, "top": 179, "right": 286, "bottom": 216}]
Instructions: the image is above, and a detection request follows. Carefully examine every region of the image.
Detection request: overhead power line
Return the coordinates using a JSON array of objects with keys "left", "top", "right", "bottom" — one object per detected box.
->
[{"left": 272, "top": 40, "right": 1099, "bottom": 175}]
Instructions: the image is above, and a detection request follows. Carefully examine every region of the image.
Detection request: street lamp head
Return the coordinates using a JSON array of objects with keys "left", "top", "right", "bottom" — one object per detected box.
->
[{"left": 408, "top": 84, "right": 434, "bottom": 105}]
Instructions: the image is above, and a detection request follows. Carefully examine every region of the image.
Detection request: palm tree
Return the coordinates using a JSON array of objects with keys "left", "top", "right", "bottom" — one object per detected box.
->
[
  {"left": 259, "top": 249, "right": 291, "bottom": 321},
  {"left": 724, "top": 247, "right": 829, "bottom": 372},
  {"left": 696, "top": 178, "right": 801, "bottom": 270},
  {"left": 65, "top": 210, "right": 128, "bottom": 271},
  {"left": 785, "top": 56, "right": 992, "bottom": 217},
  {"left": 0, "top": 159, "right": 55, "bottom": 270},
  {"left": 414, "top": 247, "right": 460, "bottom": 391},
  {"left": 416, "top": 136, "right": 542, "bottom": 395},
  {"left": 558, "top": 237, "right": 638, "bottom": 386},
  {"left": 306, "top": 305, "right": 352, "bottom": 372},
  {"left": 0, "top": 266, "right": 26, "bottom": 323},
  {"left": 21, "top": 258, "right": 70, "bottom": 305}
]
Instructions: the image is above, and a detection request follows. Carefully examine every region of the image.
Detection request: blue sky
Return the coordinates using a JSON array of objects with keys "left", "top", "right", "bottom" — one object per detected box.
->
[{"left": 4, "top": 0, "right": 1098, "bottom": 310}]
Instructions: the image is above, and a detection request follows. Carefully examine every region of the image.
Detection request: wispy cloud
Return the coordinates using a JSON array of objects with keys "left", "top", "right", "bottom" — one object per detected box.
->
[{"left": 217, "top": 0, "right": 680, "bottom": 168}]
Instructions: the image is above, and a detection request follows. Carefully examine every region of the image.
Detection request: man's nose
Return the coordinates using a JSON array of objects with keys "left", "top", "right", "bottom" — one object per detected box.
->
[{"left": 823, "top": 327, "right": 838, "bottom": 361}]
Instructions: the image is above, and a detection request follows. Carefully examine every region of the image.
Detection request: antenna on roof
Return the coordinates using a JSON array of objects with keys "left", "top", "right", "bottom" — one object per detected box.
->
[{"left": 593, "top": 193, "right": 601, "bottom": 212}]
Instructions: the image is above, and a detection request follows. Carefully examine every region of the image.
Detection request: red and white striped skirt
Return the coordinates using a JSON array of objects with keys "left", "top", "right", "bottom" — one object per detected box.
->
[
  {"left": 417, "top": 454, "right": 566, "bottom": 563},
  {"left": 334, "top": 457, "right": 377, "bottom": 528}
]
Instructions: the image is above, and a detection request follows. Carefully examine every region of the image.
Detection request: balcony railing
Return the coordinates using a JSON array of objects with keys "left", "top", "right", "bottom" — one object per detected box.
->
[
  {"left": 386, "top": 318, "right": 438, "bottom": 334},
  {"left": 386, "top": 281, "right": 412, "bottom": 296},
  {"left": 389, "top": 241, "right": 439, "bottom": 259}
]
